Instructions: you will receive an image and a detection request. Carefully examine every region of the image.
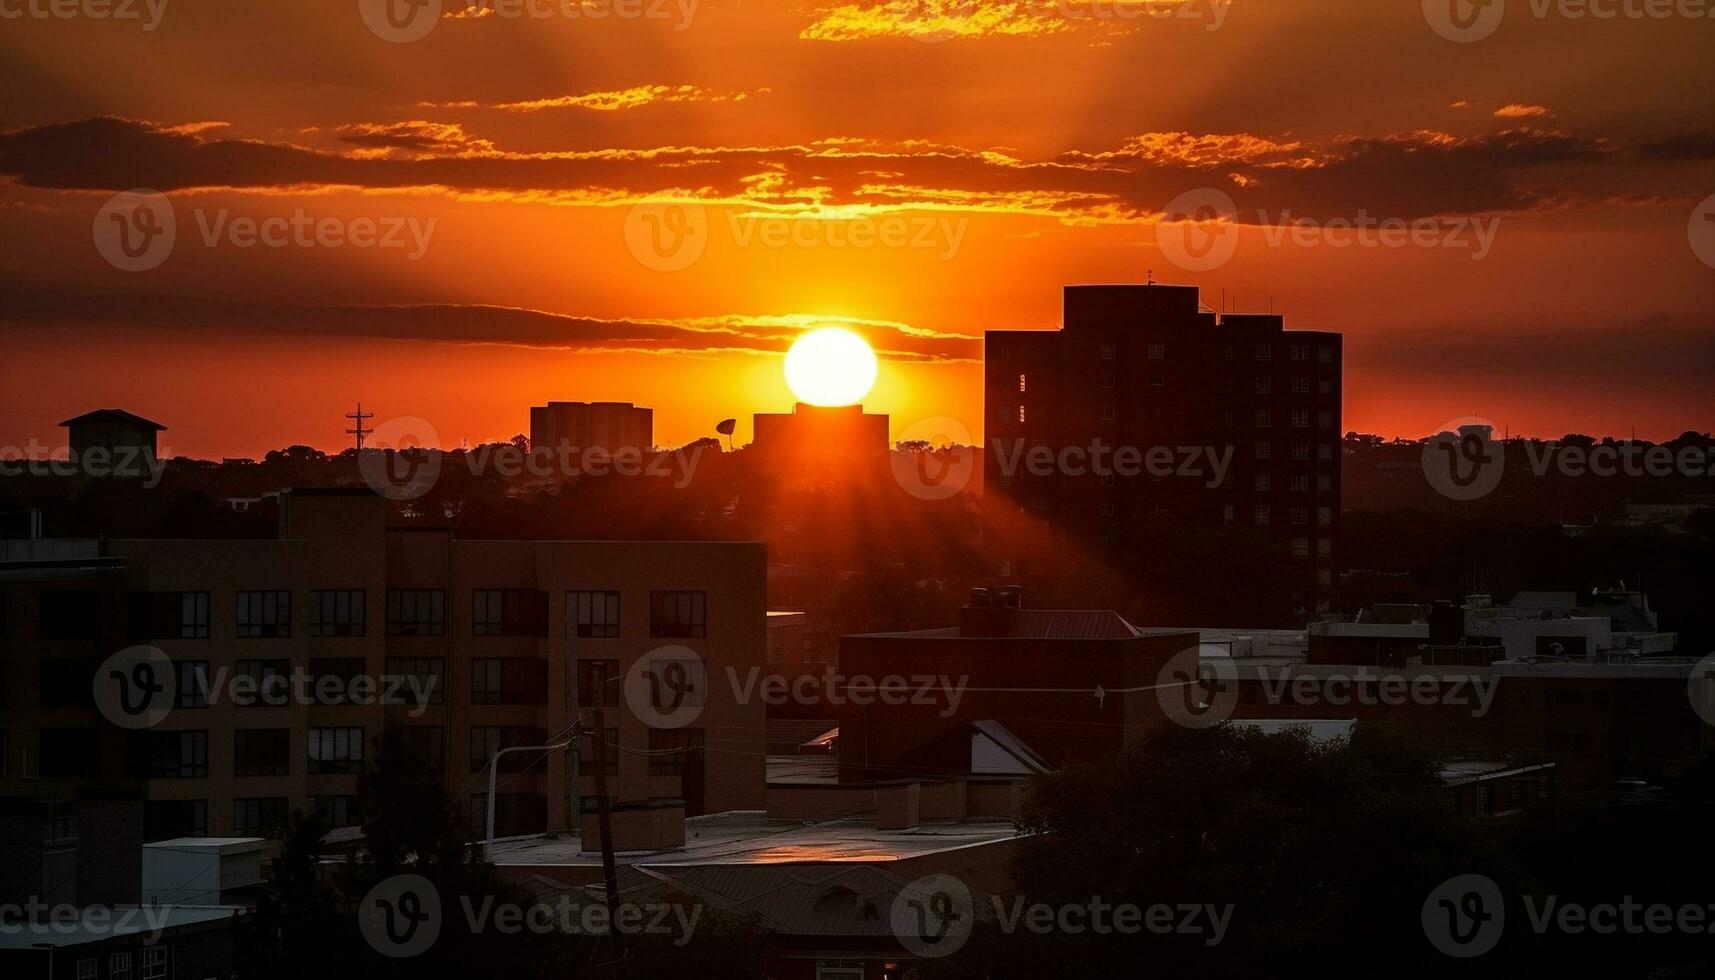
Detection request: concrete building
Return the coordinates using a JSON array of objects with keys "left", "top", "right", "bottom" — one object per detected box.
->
[
  {"left": 528, "top": 401, "right": 653, "bottom": 455},
  {"left": 0, "top": 489, "right": 767, "bottom": 841},
  {"left": 985, "top": 284, "right": 1342, "bottom": 585},
  {"left": 58, "top": 409, "right": 165, "bottom": 466},
  {"left": 750, "top": 403, "right": 890, "bottom": 461}
]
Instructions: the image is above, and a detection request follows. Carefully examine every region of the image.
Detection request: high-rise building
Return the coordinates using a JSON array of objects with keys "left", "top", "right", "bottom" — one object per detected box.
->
[
  {"left": 528, "top": 401, "right": 653, "bottom": 455},
  {"left": 984, "top": 283, "right": 1342, "bottom": 586}
]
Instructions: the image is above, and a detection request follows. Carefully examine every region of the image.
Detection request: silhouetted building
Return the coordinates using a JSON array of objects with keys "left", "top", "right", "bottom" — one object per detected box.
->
[
  {"left": 750, "top": 403, "right": 890, "bottom": 461},
  {"left": 58, "top": 409, "right": 165, "bottom": 463},
  {"left": 985, "top": 284, "right": 1342, "bottom": 586},
  {"left": 528, "top": 401, "right": 653, "bottom": 454}
]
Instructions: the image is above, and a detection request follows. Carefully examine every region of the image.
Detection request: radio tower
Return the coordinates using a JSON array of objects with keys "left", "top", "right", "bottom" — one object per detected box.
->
[{"left": 345, "top": 402, "right": 374, "bottom": 451}]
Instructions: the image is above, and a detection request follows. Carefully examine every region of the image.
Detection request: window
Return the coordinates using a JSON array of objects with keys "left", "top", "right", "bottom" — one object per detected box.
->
[
  {"left": 141, "top": 946, "right": 167, "bottom": 980},
  {"left": 1318, "top": 475, "right": 1333, "bottom": 493},
  {"left": 577, "top": 659, "right": 622, "bottom": 708},
  {"left": 1099, "top": 344, "right": 1116, "bottom": 361},
  {"left": 1253, "top": 474, "right": 1271, "bottom": 493},
  {"left": 1318, "top": 345, "right": 1333, "bottom": 364},
  {"left": 111, "top": 952, "right": 132, "bottom": 980},
  {"left": 569, "top": 591, "right": 620, "bottom": 639},
  {"left": 1099, "top": 406, "right": 1117, "bottom": 422},
  {"left": 149, "top": 730, "right": 208, "bottom": 778},
  {"left": 1291, "top": 410, "right": 1310, "bottom": 429},
  {"left": 128, "top": 592, "right": 209, "bottom": 640},
  {"left": 650, "top": 591, "right": 707, "bottom": 639},
  {"left": 307, "top": 727, "right": 364, "bottom": 774},
  {"left": 235, "top": 729, "right": 289, "bottom": 777},
  {"left": 233, "top": 798, "right": 288, "bottom": 838},
  {"left": 472, "top": 589, "right": 548, "bottom": 637},
  {"left": 1291, "top": 376, "right": 1310, "bottom": 394},
  {"left": 1291, "top": 443, "right": 1310, "bottom": 461},
  {"left": 1223, "top": 504, "right": 1235, "bottom": 524},
  {"left": 383, "top": 658, "right": 445, "bottom": 706},
  {"left": 1318, "top": 507, "right": 1334, "bottom": 527},
  {"left": 470, "top": 658, "right": 548, "bottom": 705},
  {"left": 386, "top": 589, "right": 446, "bottom": 636},
  {"left": 175, "top": 661, "right": 210, "bottom": 709},
  {"left": 144, "top": 800, "right": 206, "bottom": 840},
  {"left": 1254, "top": 442, "right": 1272, "bottom": 461},
  {"left": 1017, "top": 373, "right": 1027, "bottom": 392},
  {"left": 307, "top": 658, "right": 364, "bottom": 705},
  {"left": 577, "top": 727, "right": 620, "bottom": 777},
  {"left": 1254, "top": 376, "right": 1272, "bottom": 395},
  {"left": 39, "top": 659, "right": 94, "bottom": 707},
  {"left": 1292, "top": 538, "right": 1310, "bottom": 558},
  {"left": 234, "top": 659, "right": 291, "bottom": 707},
  {"left": 1319, "top": 443, "right": 1335, "bottom": 461},
  {"left": 309, "top": 590, "right": 365, "bottom": 637},
  {"left": 237, "top": 591, "right": 291, "bottom": 638},
  {"left": 648, "top": 728, "right": 704, "bottom": 776},
  {"left": 1319, "top": 410, "right": 1334, "bottom": 429},
  {"left": 1097, "top": 503, "right": 1116, "bottom": 518},
  {"left": 1254, "top": 344, "right": 1272, "bottom": 362},
  {"left": 1291, "top": 507, "right": 1310, "bottom": 526},
  {"left": 41, "top": 589, "right": 100, "bottom": 639},
  {"left": 1100, "top": 373, "right": 1115, "bottom": 390},
  {"left": 1253, "top": 505, "right": 1271, "bottom": 527},
  {"left": 1017, "top": 405, "right": 1027, "bottom": 425},
  {"left": 1254, "top": 410, "right": 1271, "bottom": 429},
  {"left": 1318, "top": 538, "right": 1333, "bottom": 558},
  {"left": 1319, "top": 379, "right": 1334, "bottom": 395},
  {"left": 469, "top": 726, "right": 548, "bottom": 774},
  {"left": 1147, "top": 343, "right": 1165, "bottom": 360},
  {"left": 1290, "top": 344, "right": 1310, "bottom": 361},
  {"left": 76, "top": 958, "right": 96, "bottom": 980}
]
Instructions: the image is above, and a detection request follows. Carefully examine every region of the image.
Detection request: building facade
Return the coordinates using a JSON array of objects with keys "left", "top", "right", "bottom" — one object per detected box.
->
[
  {"left": 984, "top": 284, "right": 1342, "bottom": 585},
  {"left": 528, "top": 401, "right": 654, "bottom": 455},
  {"left": 0, "top": 489, "right": 766, "bottom": 842}
]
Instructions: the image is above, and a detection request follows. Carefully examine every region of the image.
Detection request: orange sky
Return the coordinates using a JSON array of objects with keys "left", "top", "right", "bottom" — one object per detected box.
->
[{"left": 1, "top": 0, "right": 1711, "bottom": 457}]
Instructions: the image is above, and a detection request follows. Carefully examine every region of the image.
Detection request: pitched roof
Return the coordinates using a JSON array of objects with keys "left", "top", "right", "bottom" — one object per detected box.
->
[{"left": 59, "top": 408, "right": 166, "bottom": 431}]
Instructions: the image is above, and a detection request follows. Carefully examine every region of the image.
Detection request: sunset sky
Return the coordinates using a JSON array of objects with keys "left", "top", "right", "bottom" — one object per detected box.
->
[{"left": 2, "top": 0, "right": 1711, "bottom": 458}]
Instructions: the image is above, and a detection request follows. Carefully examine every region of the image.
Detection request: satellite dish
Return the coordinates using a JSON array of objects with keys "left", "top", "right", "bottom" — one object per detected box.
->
[{"left": 715, "top": 418, "right": 737, "bottom": 451}]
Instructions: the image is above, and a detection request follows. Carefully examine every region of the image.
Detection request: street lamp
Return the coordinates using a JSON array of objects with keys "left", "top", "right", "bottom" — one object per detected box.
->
[{"left": 484, "top": 738, "right": 576, "bottom": 863}]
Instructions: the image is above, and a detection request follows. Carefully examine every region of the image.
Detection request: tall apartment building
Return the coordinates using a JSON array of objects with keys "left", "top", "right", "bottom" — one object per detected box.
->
[
  {"left": 984, "top": 283, "right": 1342, "bottom": 586},
  {"left": 528, "top": 401, "right": 653, "bottom": 454},
  {"left": 0, "top": 489, "right": 766, "bottom": 842}
]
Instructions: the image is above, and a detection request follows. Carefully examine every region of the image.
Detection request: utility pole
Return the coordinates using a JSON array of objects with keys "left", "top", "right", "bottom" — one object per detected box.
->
[
  {"left": 587, "top": 709, "right": 629, "bottom": 978},
  {"left": 345, "top": 402, "right": 374, "bottom": 451}
]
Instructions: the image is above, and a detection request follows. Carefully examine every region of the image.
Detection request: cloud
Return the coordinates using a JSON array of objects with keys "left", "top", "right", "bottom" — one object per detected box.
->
[
  {"left": 422, "top": 85, "right": 768, "bottom": 113},
  {"left": 0, "top": 116, "right": 1694, "bottom": 226},
  {"left": 799, "top": 0, "right": 1215, "bottom": 41},
  {"left": 0, "top": 280, "right": 982, "bottom": 362},
  {"left": 1493, "top": 104, "right": 1553, "bottom": 119}
]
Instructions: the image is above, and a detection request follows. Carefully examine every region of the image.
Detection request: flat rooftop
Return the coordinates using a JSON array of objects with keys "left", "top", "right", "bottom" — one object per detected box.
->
[{"left": 486, "top": 812, "right": 1021, "bottom": 869}]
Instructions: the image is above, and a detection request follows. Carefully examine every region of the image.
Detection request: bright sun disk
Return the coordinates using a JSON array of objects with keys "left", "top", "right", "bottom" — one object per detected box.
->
[{"left": 784, "top": 327, "right": 878, "bottom": 407}]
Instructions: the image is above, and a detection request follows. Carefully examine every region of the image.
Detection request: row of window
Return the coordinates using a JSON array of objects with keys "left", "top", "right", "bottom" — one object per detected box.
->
[
  {"left": 75, "top": 946, "right": 168, "bottom": 980},
  {"left": 13, "top": 588, "right": 707, "bottom": 640},
  {"left": 1000, "top": 404, "right": 1338, "bottom": 429},
  {"left": 992, "top": 342, "right": 1336, "bottom": 364}
]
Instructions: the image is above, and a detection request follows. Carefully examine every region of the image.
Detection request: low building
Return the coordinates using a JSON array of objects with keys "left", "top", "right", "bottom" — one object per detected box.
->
[{"left": 528, "top": 401, "right": 653, "bottom": 455}]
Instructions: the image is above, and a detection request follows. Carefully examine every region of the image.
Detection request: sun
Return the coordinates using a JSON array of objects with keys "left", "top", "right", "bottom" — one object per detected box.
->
[{"left": 784, "top": 327, "right": 878, "bottom": 407}]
